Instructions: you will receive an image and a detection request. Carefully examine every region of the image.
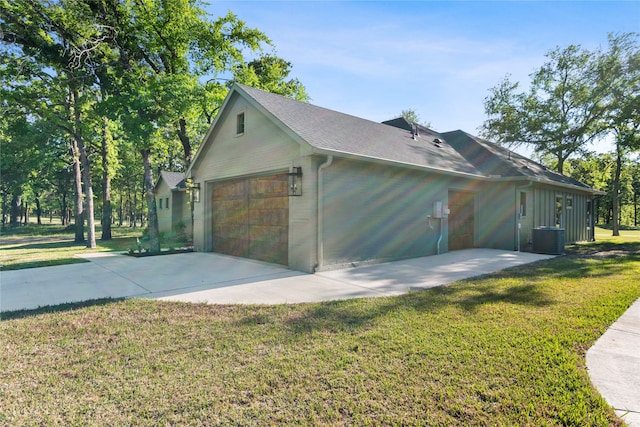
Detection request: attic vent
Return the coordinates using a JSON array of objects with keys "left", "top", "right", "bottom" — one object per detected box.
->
[
  {"left": 433, "top": 138, "right": 443, "bottom": 148},
  {"left": 412, "top": 124, "right": 419, "bottom": 140}
]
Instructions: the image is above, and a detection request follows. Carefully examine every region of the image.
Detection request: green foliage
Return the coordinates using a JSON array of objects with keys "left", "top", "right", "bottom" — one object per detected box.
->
[
  {"left": 1, "top": 0, "right": 308, "bottom": 236},
  {"left": 400, "top": 108, "right": 431, "bottom": 128},
  {"left": 234, "top": 54, "right": 309, "bottom": 102},
  {"left": 482, "top": 33, "right": 639, "bottom": 175}
]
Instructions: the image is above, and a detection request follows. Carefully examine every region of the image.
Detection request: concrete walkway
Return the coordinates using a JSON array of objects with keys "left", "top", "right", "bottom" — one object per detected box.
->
[
  {"left": 587, "top": 298, "right": 640, "bottom": 427},
  {"left": 1, "top": 249, "right": 551, "bottom": 311}
]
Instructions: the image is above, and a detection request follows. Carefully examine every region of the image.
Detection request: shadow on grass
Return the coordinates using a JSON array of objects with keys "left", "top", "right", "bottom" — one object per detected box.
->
[
  {"left": 272, "top": 246, "right": 639, "bottom": 336},
  {"left": 1, "top": 240, "right": 83, "bottom": 251},
  {"left": 0, "top": 257, "right": 89, "bottom": 271},
  {"left": 0, "top": 297, "right": 124, "bottom": 321},
  {"left": 2, "top": 236, "right": 137, "bottom": 252}
]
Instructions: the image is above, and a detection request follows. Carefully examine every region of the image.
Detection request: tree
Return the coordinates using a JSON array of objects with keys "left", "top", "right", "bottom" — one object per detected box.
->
[
  {"left": 595, "top": 33, "right": 640, "bottom": 236},
  {"left": 234, "top": 54, "right": 309, "bottom": 101},
  {"left": 87, "top": 1, "right": 287, "bottom": 251},
  {"left": 0, "top": 0, "right": 111, "bottom": 247},
  {"left": 482, "top": 44, "right": 607, "bottom": 174},
  {"left": 400, "top": 109, "right": 431, "bottom": 128},
  {"left": 2, "top": 0, "right": 308, "bottom": 251}
]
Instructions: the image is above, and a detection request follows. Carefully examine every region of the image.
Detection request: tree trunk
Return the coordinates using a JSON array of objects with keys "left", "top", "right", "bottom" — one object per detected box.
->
[
  {"left": 132, "top": 182, "right": 137, "bottom": 229},
  {"left": 10, "top": 192, "right": 21, "bottom": 227},
  {"left": 1, "top": 193, "right": 7, "bottom": 226},
  {"left": 141, "top": 149, "right": 160, "bottom": 252},
  {"left": 177, "top": 118, "right": 192, "bottom": 165},
  {"left": 71, "top": 139, "right": 85, "bottom": 242},
  {"left": 71, "top": 89, "right": 96, "bottom": 248},
  {"left": 60, "top": 191, "right": 68, "bottom": 225},
  {"left": 119, "top": 192, "right": 124, "bottom": 226},
  {"left": 612, "top": 145, "right": 622, "bottom": 236},
  {"left": 35, "top": 195, "right": 42, "bottom": 225},
  {"left": 101, "top": 117, "right": 112, "bottom": 240},
  {"left": 634, "top": 191, "right": 638, "bottom": 227},
  {"left": 23, "top": 201, "right": 29, "bottom": 225}
]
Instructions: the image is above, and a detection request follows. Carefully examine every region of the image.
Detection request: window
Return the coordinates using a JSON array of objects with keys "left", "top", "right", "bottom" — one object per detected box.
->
[
  {"left": 519, "top": 192, "right": 527, "bottom": 217},
  {"left": 236, "top": 112, "right": 245, "bottom": 135},
  {"left": 566, "top": 196, "right": 573, "bottom": 209},
  {"left": 159, "top": 198, "right": 163, "bottom": 209},
  {"left": 166, "top": 197, "right": 169, "bottom": 209},
  {"left": 586, "top": 200, "right": 592, "bottom": 229}
]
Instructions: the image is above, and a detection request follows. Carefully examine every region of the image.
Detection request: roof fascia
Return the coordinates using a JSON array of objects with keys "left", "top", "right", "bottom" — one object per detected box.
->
[
  {"left": 484, "top": 175, "right": 604, "bottom": 195},
  {"left": 309, "top": 147, "right": 604, "bottom": 194},
  {"left": 309, "top": 147, "right": 486, "bottom": 180}
]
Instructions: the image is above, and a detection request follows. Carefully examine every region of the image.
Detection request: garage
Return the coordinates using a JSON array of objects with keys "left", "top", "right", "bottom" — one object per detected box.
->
[{"left": 212, "top": 174, "right": 289, "bottom": 265}]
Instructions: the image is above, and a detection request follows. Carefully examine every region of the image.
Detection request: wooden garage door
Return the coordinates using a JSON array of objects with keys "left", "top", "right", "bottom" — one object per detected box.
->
[
  {"left": 448, "top": 190, "right": 475, "bottom": 251},
  {"left": 212, "top": 174, "right": 289, "bottom": 265}
]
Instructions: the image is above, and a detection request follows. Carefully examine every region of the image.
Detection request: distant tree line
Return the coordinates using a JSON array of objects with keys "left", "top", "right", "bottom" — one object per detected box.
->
[
  {"left": 482, "top": 33, "right": 639, "bottom": 234},
  {"left": 1, "top": 0, "right": 307, "bottom": 251}
]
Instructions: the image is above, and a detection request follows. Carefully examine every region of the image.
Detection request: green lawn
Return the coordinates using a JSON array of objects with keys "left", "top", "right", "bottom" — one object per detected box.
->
[
  {"left": 1, "top": 224, "right": 142, "bottom": 270},
  {"left": 1, "top": 230, "right": 638, "bottom": 425}
]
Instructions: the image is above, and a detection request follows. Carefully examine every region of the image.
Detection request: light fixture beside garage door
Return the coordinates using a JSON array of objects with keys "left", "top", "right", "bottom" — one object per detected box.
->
[
  {"left": 186, "top": 178, "right": 200, "bottom": 203},
  {"left": 288, "top": 167, "right": 303, "bottom": 196}
]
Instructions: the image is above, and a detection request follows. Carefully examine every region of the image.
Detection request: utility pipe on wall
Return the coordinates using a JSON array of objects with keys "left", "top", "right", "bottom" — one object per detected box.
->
[
  {"left": 315, "top": 155, "right": 333, "bottom": 272},
  {"left": 436, "top": 218, "right": 443, "bottom": 255}
]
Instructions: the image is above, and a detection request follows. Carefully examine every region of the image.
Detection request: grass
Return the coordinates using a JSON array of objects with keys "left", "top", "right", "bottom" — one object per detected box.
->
[
  {"left": 0, "top": 224, "right": 141, "bottom": 270},
  {"left": 1, "top": 229, "right": 639, "bottom": 425},
  {"left": 0, "top": 223, "right": 191, "bottom": 270}
]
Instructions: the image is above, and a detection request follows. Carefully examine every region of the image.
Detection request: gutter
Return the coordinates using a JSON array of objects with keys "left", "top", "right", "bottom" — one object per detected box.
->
[
  {"left": 315, "top": 155, "right": 333, "bottom": 272},
  {"left": 310, "top": 148, "right": 603, "bottom": 195},
  {"left": 310, "top": 147, "right": 485, "bottom": 180}
]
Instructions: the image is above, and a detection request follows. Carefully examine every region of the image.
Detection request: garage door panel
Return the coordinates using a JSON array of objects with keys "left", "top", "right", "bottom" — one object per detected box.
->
[
  {"left": 214, "top": 237, "right": 248, "bottom": 257},
  {"left": 213, "top": 200, "right": 247, "bottom": 223},
  {"left": 213, "top": 181, "right": 246, "bottom": 199},
  {"left": 250, "top": 209, "right": 288, "bottom": 226},
  {"left": 213, "top": 224, "right": 248, "bottom": 239},
  {"left": 250, "top": 176, "right": 288, "bottom": 196},
  {"left": 212, "top": 174, "right": 289, "bottom": 265},
  {"left": 249, "top": 225, "right": 288, "bottom": 242},
  {"left": 249, "top": 197, "right": 288, "bottom": 210},
  {"left": 249, "top": 241, "right": 288, "bottom": 264}
]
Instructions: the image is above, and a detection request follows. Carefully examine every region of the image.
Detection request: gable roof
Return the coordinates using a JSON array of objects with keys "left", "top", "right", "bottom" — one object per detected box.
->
[
  {"left": 237, "top": 84, "right": 482, "bottom": 176},
  {"left": 155, "top": 171, "right": 186, "bottom": 191},
  {"left": 190, "top": 83, "right": 600, "bottom": 193}
]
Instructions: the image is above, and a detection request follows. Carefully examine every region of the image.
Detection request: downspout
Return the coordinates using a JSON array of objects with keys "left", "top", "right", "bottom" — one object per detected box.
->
[
  {"left": 315, "top": 155, "right": 333, "bottom": 272},
  {"left": 436, "top": 218, "right": 443, "bottom": 255},
  {"left": 515, "top": 181, "right": 533, "bottom": 252}
]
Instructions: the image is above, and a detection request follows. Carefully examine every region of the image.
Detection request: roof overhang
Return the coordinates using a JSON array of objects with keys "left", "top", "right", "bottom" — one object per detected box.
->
[
  {"left": 483, "top": 175, "right": 605, "bottom": 195},
  {"left": 309, "top": 147, "right": 486, "bottom": 180}
]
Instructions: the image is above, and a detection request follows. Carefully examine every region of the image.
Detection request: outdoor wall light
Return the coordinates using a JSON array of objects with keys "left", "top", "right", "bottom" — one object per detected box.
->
[
  {"left": 288, "top": 166, "right": 302, "bottom": 196},
  {"left": 191, "top": 183, "right": 201, "bottom": 203}
]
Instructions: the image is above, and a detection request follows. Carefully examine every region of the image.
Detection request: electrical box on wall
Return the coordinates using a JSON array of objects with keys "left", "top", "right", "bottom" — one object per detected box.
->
[{"left": 433, "top": 201, "right": 443, "bottom": 218}]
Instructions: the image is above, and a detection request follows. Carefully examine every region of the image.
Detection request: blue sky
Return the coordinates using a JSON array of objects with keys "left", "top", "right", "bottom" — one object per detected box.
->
[{"left": 208, "top": 1, "right": 639, "bottom": 155}]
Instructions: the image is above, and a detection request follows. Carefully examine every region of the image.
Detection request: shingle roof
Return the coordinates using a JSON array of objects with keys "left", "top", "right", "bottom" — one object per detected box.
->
[
  {"left": 440, "top": 130, "right": 595, "bottom": 190},
  {"left": 157, "top": 171, "right": 185, "bottom": 190},
  {"left": 237, "top": 84, "right": 482, "bottom": 176},
  {"left": 229, "top": 84, "right": 598, "bottom": 192}
]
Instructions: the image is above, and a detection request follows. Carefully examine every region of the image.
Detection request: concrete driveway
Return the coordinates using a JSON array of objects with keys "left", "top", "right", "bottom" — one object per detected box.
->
[{"left": 1, "top": 249, "right": 552, "bottom": 312}]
